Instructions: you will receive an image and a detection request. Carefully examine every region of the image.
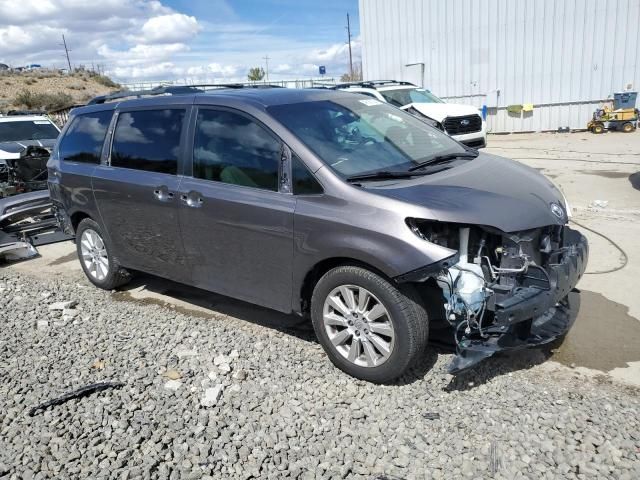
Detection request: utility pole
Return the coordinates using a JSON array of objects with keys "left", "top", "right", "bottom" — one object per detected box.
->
[
  {"left": 61, "top": 34, "right": 72, "bottom": 72},
  {"left": 263, "top": 55, "right": 270, "bottom": 82},
  {"left": 346, "top": 13, "right": 354, "bottom": 78}
]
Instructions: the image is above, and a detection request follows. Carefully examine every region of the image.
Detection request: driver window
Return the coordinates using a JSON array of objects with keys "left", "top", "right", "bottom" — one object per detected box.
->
[{"left": 193, "top": 109, "right": 281, "bottom": 191}]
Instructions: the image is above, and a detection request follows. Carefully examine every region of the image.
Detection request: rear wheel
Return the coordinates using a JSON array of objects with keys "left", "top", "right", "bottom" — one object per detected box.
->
[
  {"left": 622, "top": 121, "right": 635, "bottom": 133},
  {"left": 76, "top": 218, "right": 131, "bottom": 290},
  {"left": 311, "top": 266, "right": 429, "bottom": 383}
]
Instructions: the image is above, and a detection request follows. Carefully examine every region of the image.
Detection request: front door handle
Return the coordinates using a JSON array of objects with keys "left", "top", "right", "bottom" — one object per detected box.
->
[
  {"left": 180, "top": 191, "right": 204, "bottom": 208},
  {"left": 153, "top": 185, "right": 174, "bottom": 202}
]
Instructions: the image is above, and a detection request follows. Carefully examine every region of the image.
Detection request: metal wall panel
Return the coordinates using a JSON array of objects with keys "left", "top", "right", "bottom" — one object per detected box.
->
[{"left": 359, "top": 0, "right": 640, "bottom": 132}]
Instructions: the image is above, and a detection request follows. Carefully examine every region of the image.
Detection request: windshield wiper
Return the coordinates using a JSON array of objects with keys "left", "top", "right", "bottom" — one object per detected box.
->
[
  {"left": 409, "top": 151, "right": 478, "bottom": 171},
  {"left": 346, "top": 170, "right": 431, "bottom": 183}
]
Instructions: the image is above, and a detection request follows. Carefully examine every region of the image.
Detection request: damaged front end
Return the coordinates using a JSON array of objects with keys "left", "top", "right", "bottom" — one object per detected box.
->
[
  {"left": 0, "top": 190, "right": 73, "bottom": 261},
  {"left": 405, "top": 219, "right": 588, "bottom": 373},
  {"left": 0, "top": 143, "right": 73, "bottom": 261}
]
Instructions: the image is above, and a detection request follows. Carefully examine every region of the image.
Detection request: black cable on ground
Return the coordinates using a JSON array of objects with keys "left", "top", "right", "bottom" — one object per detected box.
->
[
  {"left": 569, "top": 219, "right": 629, "bottom": 274},
  {"left": 28, "top": 382, "right": 124, "bottom": 416}
]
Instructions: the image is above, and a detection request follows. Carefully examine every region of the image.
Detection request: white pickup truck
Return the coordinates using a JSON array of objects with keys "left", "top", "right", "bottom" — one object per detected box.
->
[{"left": 336, "top": 80, "right": 487, "bottom": 148}]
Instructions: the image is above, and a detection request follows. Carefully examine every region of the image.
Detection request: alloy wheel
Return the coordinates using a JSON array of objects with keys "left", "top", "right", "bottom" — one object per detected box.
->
[
  {"left": 80, "top": 228, "right": 109, "bottom": 281},
  {"left": 322, "top": 284, "right": 395, "bottom": 367}
]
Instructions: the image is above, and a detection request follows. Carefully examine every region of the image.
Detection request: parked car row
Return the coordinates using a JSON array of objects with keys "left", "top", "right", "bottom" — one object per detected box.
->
[{"left": 47, "top": 85, "right": 587, "bottom": 382}]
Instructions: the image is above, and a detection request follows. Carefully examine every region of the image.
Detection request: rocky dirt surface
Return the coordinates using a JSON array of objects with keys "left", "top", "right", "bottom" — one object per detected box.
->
[
  {"left": 1, "top": 268, "right": 639, "bottom": 480},
  {"left": 0, "top": 70, "right": 118, "bottom": 111}
]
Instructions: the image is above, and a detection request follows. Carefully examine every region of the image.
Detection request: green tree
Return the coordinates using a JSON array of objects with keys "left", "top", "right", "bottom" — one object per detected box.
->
[{"left": 247, "top": 67, "right": 265, "bottom": 82}]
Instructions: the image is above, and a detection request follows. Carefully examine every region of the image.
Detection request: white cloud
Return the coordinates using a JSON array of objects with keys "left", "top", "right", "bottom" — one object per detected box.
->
[
  {"left": 98, "top": 43, "right": 189, "bottom": 65},
  {"left": 0, "top": 0, "right": 360, "bottom": 83},
  {"left": 305, "top": 38, "right": 362, "bottom": 68},
  {"left": 273, "top": 64, "right": 292, "bottom": 74},
  {"left": 137, "top": 14, "right": 200, "bottom": 44},
  {"left": 0, "top": 25, "right": 66, "bottom": 56}
]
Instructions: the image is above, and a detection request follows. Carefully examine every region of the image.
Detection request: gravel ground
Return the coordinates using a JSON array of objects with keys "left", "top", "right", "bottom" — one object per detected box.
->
[{"left": 1, "top": 268, "right": 639, "bottom": 480}]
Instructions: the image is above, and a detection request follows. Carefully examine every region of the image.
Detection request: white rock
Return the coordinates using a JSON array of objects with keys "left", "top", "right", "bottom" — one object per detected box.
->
[
  {"left": 164, "top": 380, "right": 182, "bottom": 391},
  {"left": 229, "top": 349, "right": 239, "bottom": 359},
  {"left": 48, "top": 300, "right": 77, "bottom": 311},
  {"left": 62, "top": 309, "right": 79, "bottom": 321},
  {"left": 232, "top": 369, "right": 247, "bottom": 381},
  {"left": 201, "top": 385, "right": 224, "bottom": 407},
  {"left": 36, "top": 319, "right": 49, "bottom": 330},
  {"left": 174, "top": 347, "right": 198, "bottom": 359},
  {"left": 218, "top": 363, "right": 231, "bottom": 374},
  {"left": 213, "top": 354, "right": 228, "bottom": 366},
  {"left": 207, "top": 371, "right": 218, "bottom": 381}
]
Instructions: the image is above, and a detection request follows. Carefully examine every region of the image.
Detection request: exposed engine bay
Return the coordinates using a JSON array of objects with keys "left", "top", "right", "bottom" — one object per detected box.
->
[
  {"left": 407, "top": 220, "right": 588, "bottom": 373},
  {"left": 0, "top": 145, "right": 50, "bottom": 198},
  {"left": 0, "top": 146, "right": 72, "bottom": 262}
]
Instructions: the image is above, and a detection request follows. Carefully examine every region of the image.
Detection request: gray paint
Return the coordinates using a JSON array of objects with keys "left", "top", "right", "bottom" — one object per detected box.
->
[
  {"left": 359, "top": 0, "right": 640, "bottom": 133},
  {"left": 48, "top": 89, "right": 569, "bottom": 315}
]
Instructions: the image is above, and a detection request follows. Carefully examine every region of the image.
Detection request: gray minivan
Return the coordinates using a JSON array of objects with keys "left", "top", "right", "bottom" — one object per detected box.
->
[{"left": 48, "top": 87, "right": 587, "bottom": 382}]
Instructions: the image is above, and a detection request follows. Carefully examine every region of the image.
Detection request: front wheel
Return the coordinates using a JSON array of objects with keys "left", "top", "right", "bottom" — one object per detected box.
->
[{"left": 311, "top": 266, "right": 429, "bottom": 383}]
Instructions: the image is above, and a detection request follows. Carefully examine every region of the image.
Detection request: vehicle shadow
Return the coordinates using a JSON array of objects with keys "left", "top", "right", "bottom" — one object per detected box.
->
[
  {"left": 117, "top": 273, "right": 317, "bottom": 343},
  {"left": 444, "top": 290, "right": 583, "bottom": 391},
  {"left": 443, "top": 349, "right": 550, "bottom": 392},
  {"left": 117, "top": 273, "right": 443, "bottom": 385},
  {"left": 117, "top": 273, "right": 577, "bottom": 388}
]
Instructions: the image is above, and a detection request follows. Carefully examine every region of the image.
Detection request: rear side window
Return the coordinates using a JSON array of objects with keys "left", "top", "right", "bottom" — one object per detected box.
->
[
  {"left": 59, "top": 111, "right": 112, "bottom": 163},
  {"left": 111, "top": 109, "right": 185, "bottom": 174},
  {"left": 193, "top": 109, "right": 281, "bottom": 191}
]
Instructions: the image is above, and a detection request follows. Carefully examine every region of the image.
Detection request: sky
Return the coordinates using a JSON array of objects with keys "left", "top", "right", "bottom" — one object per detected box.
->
[{"left": 0, "top": 0, "right": 360, "bottom": 83}]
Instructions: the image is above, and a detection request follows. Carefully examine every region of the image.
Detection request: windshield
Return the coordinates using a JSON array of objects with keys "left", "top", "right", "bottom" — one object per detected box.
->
[
  {"left": 268, "top": 97, "right": 464, "bottom": 177},
  {"left": 380, "top": 88, "right": 444, "bottom": 107},
  {"left": 0, "top": 120, "right": 59, "bottom": 142}
]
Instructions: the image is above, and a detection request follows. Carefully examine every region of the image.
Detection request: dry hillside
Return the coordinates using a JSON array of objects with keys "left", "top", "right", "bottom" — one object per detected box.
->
[{"left": 0, "top": 70, "right": 121, "bottom": 112}]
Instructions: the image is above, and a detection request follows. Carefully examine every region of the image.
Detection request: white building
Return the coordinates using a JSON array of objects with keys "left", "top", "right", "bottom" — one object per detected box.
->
[{"left": 358, "top": 0, "right": 640, "bottom": 133}]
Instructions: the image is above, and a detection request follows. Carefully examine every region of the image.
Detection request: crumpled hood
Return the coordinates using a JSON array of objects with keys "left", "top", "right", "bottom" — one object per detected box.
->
[
  {"left": 365, "top": 153, "right": 568, "bottom": 232},
  {"left": 404, "top": 102, "right": 480, "bottom": 122},
  {"left": 0, "top": 139, "right": 56, "bottom": 161}
]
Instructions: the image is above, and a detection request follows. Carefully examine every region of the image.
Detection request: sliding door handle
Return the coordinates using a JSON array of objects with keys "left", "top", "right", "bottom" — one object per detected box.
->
[
  {"left": 153, "top": 186, "right": 174, "bottom": 202},
  {"left": 180, "top": 191, "right": 204, "bottom": 208}
]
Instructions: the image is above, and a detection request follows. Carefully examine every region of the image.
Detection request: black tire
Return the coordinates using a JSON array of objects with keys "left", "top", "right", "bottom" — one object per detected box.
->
[
  {"left": 75, "top": 218, "right": 131, "bottom": 290},
  {"left": 591, "top": 123, "right": 604, "bottom": 134},
  {"left": 310, "top": 266, "right": 429, "bottom": 383},
  {"left": 622, "top": 122, "right": 634, "bottom": 133}
]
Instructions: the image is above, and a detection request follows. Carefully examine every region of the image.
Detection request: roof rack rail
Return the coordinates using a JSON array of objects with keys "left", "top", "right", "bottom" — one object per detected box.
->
[
  {"left": 332, "top": 80, "right": 415, "bottom": 90},
  {"left": 88, "top": 83, "right": 284, "bottom": 105}
]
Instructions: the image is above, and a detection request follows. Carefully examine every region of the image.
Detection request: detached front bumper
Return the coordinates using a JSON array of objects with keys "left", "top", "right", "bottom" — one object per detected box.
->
[{"left": 449, "top": 227, "right": 588, "bottom": 374}]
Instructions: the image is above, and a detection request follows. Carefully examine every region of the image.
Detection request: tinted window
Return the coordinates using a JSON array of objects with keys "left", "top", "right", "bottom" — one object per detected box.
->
[
  {"left": 193, "top": 109, "right": 280, "bottom": 191},
  {"left": 111, "top": 109, "right": 185, "bottom": 174},
  {"left": 292, "top": 156, "right": 323, "bottom": 194},
  {"left": 0, "top": 120, "right": 59, "bottom": 142},
  {"left": 59, "top": 111, "right": 112, "bottom": 163},
  {"left": 268, "top": 99, "right": 462, "bottom": 178}
]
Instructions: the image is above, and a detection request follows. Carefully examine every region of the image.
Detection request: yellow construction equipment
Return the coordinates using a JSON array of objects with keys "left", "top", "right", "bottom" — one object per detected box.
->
[{"left": 587, "top": 92, "right": 638, "bottom": 134}]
